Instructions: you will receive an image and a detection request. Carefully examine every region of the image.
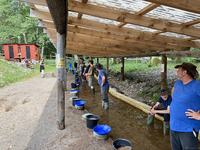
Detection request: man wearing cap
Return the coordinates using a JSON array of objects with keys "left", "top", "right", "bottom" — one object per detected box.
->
[
  {"left": 170, "top": 62, "right": 200, "bottom": 150},
  {"left": 95, "top": 63, "right": 109, "bottom": 110},
  {"left": 150, "top": 89, "right": 172, "bottom": 135}
]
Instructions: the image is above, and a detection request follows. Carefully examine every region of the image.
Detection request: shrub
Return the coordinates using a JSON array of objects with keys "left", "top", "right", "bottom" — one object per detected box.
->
[
  {"left": 175, "top": 57, "right": 181, "bottom": 63},
  {"left": 151, "top": 58, "right": 161, "bottom": 66}
]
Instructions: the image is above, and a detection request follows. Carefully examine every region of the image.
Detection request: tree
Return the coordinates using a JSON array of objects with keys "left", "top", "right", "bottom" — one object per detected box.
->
[{"left": 0, "top": 0, "right": 56, "bottom": 58}]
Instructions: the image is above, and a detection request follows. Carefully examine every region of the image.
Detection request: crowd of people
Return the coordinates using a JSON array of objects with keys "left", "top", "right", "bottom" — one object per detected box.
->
[
  {"left": 66, "top": 58, "right": 200, "bottom": 149},
  {"left": 67, "top": 58, "right": 110, "bottom": 110}
]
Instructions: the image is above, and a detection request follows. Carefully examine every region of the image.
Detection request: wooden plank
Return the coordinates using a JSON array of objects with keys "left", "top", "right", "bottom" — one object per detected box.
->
[
  {"left": 26, "top": 2, "right": 37, "bottom": 9},
  {"left": 43, "top": 22, "right": 183, "bottom": 50},
  {"left": 77, "top": 0, "right": 88, "bottom": 19},
  {"left": 67, "top": 26, "right": 182, "bottom": 50},
  {"left": 47, "top": 29, "right": 168, "bottom": 52},
  {"left": 19, "top": 0, "right": 46, "bottom": 6},
  {"left": 34, "top": 11, "right": 200, "bottom": 49},
  {"left": 144, "top": 0, "right": 200, "bottom": 14},
  {"left": 56, "top": 33, "right": 66, "bottom": 130},
  {"left": 46, "top": 0, "right": 66, "bottom": 33},
  {"left": 136, "top": 3, "right": 160, "bottom": 16},
  {"left": 160, "top": 50, "right": 200, "bottom": 57},
  {"left": 67, "top": 17, "right": 200, "bottom": 48},
  {"left": 182, "top": 19, "right": 200, "bottom": 26},
  {"left": 68, "top": 0, "right": 200, "bottom": 38}
]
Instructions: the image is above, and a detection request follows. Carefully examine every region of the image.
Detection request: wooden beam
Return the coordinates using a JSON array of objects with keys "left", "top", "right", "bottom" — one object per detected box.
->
[
  {"left": 117, "top": 3, "right": 160, "bottom": 28},
  {"left": 160, "top": 50, "right": 200, "bottom": 57},
  {"left": 77, "top": 0, "right": 88, "bottom": 19},
  {"left": 33, "top": 10, "right": 200, "bottom": 49},
  {"left": 136, "top": 3, "right": 160, "bottom": 16},
  {"left": 46, "top": 0, "right": 66, "bottom": 34},
  {"left": 19, "top": 0, "right": 46, "bottom": 6},
  {"left": 47, "top": 28, "right": 168, "bottom": 52},
  {"left": 68, "top": 0, "right": 200, "bottom": 38},
  {"left": 67, "top": 17, "right": 200, "bottom": 48},
  {"left": 144, "top": 0, "right": 200, "bottom": 14},
  {"left": 56, "top": 30, "right": 66, "bottom": 130},
  {"left": 43, "top": 22, "right": 183, "bottom": 50},
  {"left": 67, "top": 26, "right": 182, "bottom": 50},
  {"left": 182, "top": 19, "right": 200, "bottom": 26},
  {"left": 26, "top": 2, "right": 37, "bottom": 10}
]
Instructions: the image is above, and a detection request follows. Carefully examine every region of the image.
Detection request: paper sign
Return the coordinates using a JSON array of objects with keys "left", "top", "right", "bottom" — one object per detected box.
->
[
  {"left": 161, "top": 64, "right": 164, "bottom": 72},
  {"left": 57, "top": 58, "right": 65, "bottom": 68}
]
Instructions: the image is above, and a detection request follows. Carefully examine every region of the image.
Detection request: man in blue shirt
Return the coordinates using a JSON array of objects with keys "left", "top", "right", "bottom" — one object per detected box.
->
[
  {"left": 170, "top": 62, "right": 200, "bottom": 150},
  {"left": 150, "top": 89, "right": 172, "bottom": 135},
  {"left": 95, "top": 63, "right": 109, "bottom": 110}
]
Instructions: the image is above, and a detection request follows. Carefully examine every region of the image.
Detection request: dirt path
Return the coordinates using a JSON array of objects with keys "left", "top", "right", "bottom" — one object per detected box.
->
[{"left": 0, "top": 73, "right": 113, "bottom": 150}]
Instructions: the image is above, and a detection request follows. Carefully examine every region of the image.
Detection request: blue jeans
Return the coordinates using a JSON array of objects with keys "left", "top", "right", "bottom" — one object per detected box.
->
[
  {"left": 170, "top": 130, "right": 198, "bottom": 150},
  {"left": 101, "top": 87, "right": 109, "bottom": 102}
]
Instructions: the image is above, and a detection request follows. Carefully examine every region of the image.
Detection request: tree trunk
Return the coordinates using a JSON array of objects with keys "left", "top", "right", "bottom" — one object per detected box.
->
[
  {"left": 41, "top": 39, "right": 45, "bottom": 59},
  {"left": 35, "top": 26, "right": 39, "bottom": 45},
  {"left": 19, "top": 1, "right": 27, "bottom": 44}
]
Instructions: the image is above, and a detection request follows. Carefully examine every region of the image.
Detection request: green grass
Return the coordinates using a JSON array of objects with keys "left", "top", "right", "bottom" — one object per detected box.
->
[
  {"left": 90, "top": 57, "right": 200, "bottom": 74},
  {"left": 0, "top": 57, "right": 57, "bottom": 88}
]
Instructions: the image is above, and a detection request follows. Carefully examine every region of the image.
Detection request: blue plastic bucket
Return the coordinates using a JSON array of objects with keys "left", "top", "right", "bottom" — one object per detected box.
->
[
  {"left": 75, "top": 101, "right": 86, "bottom": 106},
  {"left": 93, "top": 125, "right": 111, "bottom": 135}
]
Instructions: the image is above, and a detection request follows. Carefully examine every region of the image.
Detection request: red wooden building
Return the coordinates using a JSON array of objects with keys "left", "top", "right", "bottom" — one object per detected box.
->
[{"left": 2, "top": 43, "right": 39, "bottom": 62}]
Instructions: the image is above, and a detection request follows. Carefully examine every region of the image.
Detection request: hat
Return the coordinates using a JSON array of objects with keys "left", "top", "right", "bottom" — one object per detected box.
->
[
  {"left": 160, "top": 89, "right": 168, "bottom": 96},
  {"left": 95, "top": 63, "right": 103, "bottom": 70},
  {"left": 174, "top": 62, "right": 199, "bottom": 79}
]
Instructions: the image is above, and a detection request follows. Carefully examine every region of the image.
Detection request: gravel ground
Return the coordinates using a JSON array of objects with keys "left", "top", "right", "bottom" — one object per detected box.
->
[{"left": 0, "top": 72, "right": 113, "bottom": 150}]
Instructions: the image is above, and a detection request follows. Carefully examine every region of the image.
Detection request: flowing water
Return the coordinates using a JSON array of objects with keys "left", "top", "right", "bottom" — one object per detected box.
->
[{"left": 78, "top": 79, "right": 171, "bottom": 150}]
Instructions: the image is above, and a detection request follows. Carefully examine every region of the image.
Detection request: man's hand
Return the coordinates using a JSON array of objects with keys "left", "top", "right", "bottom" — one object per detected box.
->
[
  {"left": 150, "top": 109, "right": 156, "bottom": 115},
  {"left": 101, "top": 83, "right": 104, "bottom": 87},
  {"left": 185, "top": 109, "right": 200, "bottom": 120}
]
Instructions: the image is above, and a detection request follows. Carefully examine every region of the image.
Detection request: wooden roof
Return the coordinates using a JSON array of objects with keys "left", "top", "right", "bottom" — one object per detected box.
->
[{"left": 19, "top": 0, "right": 200, "bottom": 57}]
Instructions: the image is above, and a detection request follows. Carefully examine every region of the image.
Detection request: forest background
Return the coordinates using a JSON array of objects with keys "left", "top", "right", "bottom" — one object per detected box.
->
[{"left": 0, "top": 0, "right": 56, "bottom": 58}]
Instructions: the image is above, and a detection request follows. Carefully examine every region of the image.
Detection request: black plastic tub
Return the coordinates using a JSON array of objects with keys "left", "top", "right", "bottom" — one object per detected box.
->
[
  {"left": 72, "top": 98, "right": 81, "bottom": 106},
  {"left": 86, "top": 115, "right": 99, "bottom": 129},
  {"left": 71, "top": 83, "right": 77, "bottom": 89},
  {"left": 113, "top": 139, "right": 133, "bottom": 150}
]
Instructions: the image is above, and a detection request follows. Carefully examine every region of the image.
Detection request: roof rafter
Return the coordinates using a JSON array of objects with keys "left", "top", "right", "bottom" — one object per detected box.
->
[
  {"left": 117, "top": 3, "right": 160, "bottom": 28},
  {"left": 47, "top": 29, "right": 165, "bottom": 52},
  {"left": 68, "top": 0, "right": 200, "bottom": 38},
  {"left": 42, "top": 21, "right": 182, "bottom": 50},
  {"left": 144, "top": 0, "right": 200, "bottom": 14}
]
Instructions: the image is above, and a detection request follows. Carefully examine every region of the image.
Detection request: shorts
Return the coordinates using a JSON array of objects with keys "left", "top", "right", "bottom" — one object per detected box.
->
[
  {"left": 88, "top": 77, "right": 93, "bottom": 86},
  {"left": 74, "top": 68, "right": 77, "bottom": 71}
]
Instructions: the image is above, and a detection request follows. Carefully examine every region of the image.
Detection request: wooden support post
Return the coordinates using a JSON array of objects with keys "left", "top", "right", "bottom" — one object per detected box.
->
[
  {"left": 161, "top": 56, "right": 167, "bottom": 90},
  {"left": 56, "top": 32, "right": 66, "bottom": 130},
  {"left": 97, "top": 58, "right": 99, "bottom": 63},
  {"left": 46, "top": 0, "right": 67, "bottom": 130},
  {"left": 106, "top": 58, "right": 109, "bottom": 74},
  {"left": 121, "top": 57, "right": 124, "bottom": 81}
]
